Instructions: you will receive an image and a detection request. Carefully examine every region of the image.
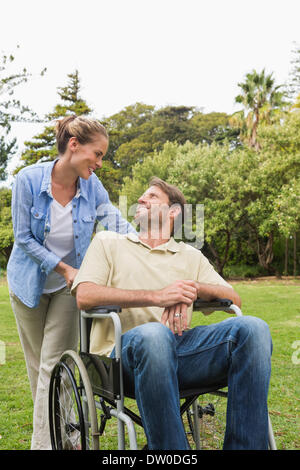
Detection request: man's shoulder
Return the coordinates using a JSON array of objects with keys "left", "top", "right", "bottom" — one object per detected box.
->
[
  {"left": 177, "top": 240, "right": 204, "bottom": 256},
  {"left": 94, "top": 230, "right": 128, "bottom": 242}
]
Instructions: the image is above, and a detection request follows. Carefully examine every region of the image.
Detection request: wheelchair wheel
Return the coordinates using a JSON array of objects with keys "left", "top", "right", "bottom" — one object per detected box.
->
[{"left": 49, "top": 350, "right": 99, "bottom": 450}]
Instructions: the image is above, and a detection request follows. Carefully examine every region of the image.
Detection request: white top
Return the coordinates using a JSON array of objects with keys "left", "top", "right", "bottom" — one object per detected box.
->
[{"left": 43, "top": 199, "right": 74, "bottom": 293}]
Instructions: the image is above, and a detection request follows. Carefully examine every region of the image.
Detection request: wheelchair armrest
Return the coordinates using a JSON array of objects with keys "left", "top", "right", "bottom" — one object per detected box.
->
[
  {"left": 193, "top": 298, "right": 243, "bottom": 317},
  {"left": 193, "top": 298, "right": 233, "bottom": 310},
  {"left": 86, "top": 305, "right": 122, "bottom": 314}
]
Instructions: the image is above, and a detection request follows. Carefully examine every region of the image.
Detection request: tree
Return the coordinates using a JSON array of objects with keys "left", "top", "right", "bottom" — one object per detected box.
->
[
  {"left": 234, "top": 69, "right": 287, "bottom": 150},
  {"left": 0, "top": 188, "right": 13, "bottom": 264},
  {"left": 287, "top": 42, "right": 300, "bottom": 101},
  {"left": 102, "top": 102, "right": 155, "bottom": 165},
  {"left": 254, "top": 111, "right": 300, "bottom": 274},
  {"left": 16, "top": 70, "right": 92, "bottom": 170},
  {"left": 0, "top": 137, "right": 16, "bottom": 181},
  {"left": 102, "top": 104, "right": 236, "bottom": 200},
  {"left": 0, "top": 47, "right": 45, "bottom": 180},
  {"left": 121, "top": 141, "right": 250, "bottom": 275},
  {"left": 190, "top": 111, "right": 240, "bottom": 147},
  {"left": 121, "top": 113, "right": 300, "bottom": 277},
  {"left": 232, "top": 109, "right": 300, "bottom": 274}
]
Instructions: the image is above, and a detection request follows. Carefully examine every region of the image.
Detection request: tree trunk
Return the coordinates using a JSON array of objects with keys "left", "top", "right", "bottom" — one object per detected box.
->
[
  {"left": 207, "top": 231, "right": 231, "bottom": 277},
  {"left": 284, "top": 237, "right": 289, "bottom": 276},
  {"left": 256, "top": 232, "right": 275, "bottom": 274},
  {"left": 250, "top": 108, "right": 261, "bottom": 150},
  {"left": 293, "top": 232, "right": 297, "bottom": 277}
]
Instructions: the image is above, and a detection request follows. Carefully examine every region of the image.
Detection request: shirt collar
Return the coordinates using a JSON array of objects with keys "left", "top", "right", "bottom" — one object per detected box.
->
[
  {"left": 39, "top": 158, "right": 58, "bottom": 196},
  {"left": 39, "top": 158, "right": 88, "bottom": 201},
  {"left": 75, "top": 177, "right": 89, "bottom": 201},
  {"left": 126, "top": 233, "right": 180, "bottom": 252}
]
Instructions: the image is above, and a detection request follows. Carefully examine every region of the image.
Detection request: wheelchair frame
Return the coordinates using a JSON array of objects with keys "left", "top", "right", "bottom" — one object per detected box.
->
[{"left": 49, "top": 298, "right": 277, "bottom": 450}]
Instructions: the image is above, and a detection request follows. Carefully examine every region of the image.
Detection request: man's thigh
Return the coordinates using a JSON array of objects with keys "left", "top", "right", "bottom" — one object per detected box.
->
[
  {"left": 176, "top": 318, "right": 238, "bottom": 390},
  {"left": 118, "top": 319, "right": 241, "bottom": 392}
]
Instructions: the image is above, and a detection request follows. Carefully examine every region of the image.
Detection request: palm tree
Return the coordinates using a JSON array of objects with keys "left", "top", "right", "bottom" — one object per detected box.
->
[{"left": 234, "top": 69, "right": 287, "bottom": 150}]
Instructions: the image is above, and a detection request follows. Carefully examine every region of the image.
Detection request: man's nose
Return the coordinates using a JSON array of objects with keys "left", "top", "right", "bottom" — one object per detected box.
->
[{"left": 138, "top": 195, "right": 146, "bottom": 204}]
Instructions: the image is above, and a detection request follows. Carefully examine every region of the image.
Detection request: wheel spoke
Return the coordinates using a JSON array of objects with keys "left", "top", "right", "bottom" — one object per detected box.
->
[{"left": 49, "top": 351, "right": 98, "bottom": 450}]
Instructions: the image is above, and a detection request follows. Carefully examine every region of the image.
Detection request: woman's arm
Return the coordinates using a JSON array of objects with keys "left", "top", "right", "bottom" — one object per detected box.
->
[
  {"left": 11, "top": 171, "right": 61, "bottom": 276},
  {"left": 94, "top": 177, "right": 136, "bottom": 235}
]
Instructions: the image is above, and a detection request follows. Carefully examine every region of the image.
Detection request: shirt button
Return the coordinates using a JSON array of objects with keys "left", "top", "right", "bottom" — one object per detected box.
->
[
  {"left": 75, "top": 235, "right": 79, "bottom": 239},
  {"left": 73, "top": 204, "right": 76, "bottom": 208},
  {"left": 74, "top": 219, "right": 77, "bottom": 223},
  {"left": 77, "top": 253, "right": 80, "bottom": 257}
]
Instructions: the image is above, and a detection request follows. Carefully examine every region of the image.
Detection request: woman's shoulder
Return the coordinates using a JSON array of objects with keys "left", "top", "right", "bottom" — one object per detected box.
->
[
  {"left": 85, "top": 173, "right": 105, "bottom": 191},
  {"left": 16, "top": 160, "right": 55, "bottom": 180}
]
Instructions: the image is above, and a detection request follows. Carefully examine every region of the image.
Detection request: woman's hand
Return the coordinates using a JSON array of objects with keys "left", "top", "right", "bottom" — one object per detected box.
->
[
  {"left": 64, "top": 266, "right": 79, "bottom": 289},
  {"left": 55, "top": 262, "right": 79, "bottom": 289}
]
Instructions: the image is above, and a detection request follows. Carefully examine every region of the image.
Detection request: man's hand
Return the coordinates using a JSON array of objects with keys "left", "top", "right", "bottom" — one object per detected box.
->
[
  {"left": 161, "top": 302, "right": 188, "bottom": 336},
  {"left": 157, "top": 280, "right": 198, "bottom": 336},
  {"left": 154, "top": 280, "right": 198, "bottom": 308}
]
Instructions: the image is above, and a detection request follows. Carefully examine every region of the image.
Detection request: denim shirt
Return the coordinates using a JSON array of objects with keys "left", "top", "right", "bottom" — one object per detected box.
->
[{"left": 7, "top": 159, "right": 136, "bottom": 308}]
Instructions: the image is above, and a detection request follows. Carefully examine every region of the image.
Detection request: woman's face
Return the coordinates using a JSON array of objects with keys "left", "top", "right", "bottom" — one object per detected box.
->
[{"left": 69, "top": 135, "right": 109, "bottom": 180}]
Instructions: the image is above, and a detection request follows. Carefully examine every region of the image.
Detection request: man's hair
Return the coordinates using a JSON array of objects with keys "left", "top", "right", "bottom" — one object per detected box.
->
[{"left": 148, "top": 177, "right": 186, "bottom": 235}]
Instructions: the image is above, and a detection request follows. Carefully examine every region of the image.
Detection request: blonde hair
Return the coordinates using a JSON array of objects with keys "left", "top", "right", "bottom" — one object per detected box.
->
[{"left": 55, "top": 115, "right": 108, "bottom": 154}]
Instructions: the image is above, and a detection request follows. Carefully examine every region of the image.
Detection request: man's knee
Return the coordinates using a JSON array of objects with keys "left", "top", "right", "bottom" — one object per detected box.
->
[
  {"left": 233, "top": 316, "right": 272, "bottom": 356},
  {"left": 125, "top": 322, "right": 176, "bottom": 366}
]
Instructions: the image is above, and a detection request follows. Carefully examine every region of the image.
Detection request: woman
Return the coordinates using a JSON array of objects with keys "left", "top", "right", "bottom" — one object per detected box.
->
[{"left": 7, "top": 115, "right": 135, "bottom": 449}]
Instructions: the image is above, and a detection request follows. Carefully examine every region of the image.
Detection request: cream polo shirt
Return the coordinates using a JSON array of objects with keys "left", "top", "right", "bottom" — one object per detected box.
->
[{"left": 71, "top": 231, "right": 232, "bottom": 356}]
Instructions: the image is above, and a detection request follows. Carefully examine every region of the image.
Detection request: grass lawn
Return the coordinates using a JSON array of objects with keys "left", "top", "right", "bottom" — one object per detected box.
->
[{"left": 0, "top": 277, "right": 299, "bottom": 450}]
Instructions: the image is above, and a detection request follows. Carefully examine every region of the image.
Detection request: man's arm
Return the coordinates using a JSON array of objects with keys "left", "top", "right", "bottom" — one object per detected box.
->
[
  {"left": 76, "top": 279, "right": 198, "bottom": 311},
  {"left": 195, "top": 282, "right": 241, "bottom": 308}
]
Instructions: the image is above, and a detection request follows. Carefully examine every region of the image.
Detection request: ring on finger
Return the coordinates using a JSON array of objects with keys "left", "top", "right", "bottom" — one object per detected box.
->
[{"left": 174, "top": 313, "right": 182, "bottom": 318}]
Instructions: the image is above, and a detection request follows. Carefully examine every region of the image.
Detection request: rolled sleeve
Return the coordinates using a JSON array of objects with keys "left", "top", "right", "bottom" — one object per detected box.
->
[
  {"left": 71, "top": 234, "right": 111, "bottom": 296},
  {"left": 197, "top": 252, "right": 232, "bottom": 288},
  {"left": 40, "top": 250, "right": 61, "bottom": 276}
]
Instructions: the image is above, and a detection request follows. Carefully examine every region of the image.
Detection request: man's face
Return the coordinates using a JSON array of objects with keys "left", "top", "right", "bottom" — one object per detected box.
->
[{"left": 134, "top": 185, "right": 171, "bottom": 233}]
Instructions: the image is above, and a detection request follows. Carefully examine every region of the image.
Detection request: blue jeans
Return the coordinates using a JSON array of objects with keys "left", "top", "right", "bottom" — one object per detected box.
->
[{"left": 113, "top": 316, "right": 272, "bottom": 450}]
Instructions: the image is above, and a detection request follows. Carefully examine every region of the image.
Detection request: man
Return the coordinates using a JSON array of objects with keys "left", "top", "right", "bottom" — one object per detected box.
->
[{"left": 71, "top": 177, "right": 272, "bottom": 450}]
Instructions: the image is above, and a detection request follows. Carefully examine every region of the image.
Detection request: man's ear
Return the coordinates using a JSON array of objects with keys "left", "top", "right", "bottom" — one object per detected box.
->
[{"left": 169, "top": 203, "right": 182, "bottom": 221}]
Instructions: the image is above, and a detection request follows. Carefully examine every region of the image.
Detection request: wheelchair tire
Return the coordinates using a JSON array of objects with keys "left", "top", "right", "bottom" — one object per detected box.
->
[{"left": 49, "top": 350, "right": 99, "bottom": 450}]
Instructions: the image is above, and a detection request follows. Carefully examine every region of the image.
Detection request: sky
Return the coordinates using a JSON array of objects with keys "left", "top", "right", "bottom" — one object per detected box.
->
[{"left": 1, "top": 0, "right": 300, "bottom": 181}]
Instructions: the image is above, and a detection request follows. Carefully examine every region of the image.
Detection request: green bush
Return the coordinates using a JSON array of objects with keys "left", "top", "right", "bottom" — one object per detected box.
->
[{"left": 223, "top": 263, "right": 266, "bottom": 279}]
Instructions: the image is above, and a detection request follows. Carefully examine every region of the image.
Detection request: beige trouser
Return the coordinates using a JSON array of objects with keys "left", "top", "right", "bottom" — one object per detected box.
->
[{"left": 9, "top": 287, "right": 79, "bottom": 450}]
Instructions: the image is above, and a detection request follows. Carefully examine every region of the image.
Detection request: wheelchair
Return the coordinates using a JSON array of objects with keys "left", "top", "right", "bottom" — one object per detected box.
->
[{"left": 48, "top": 298, "right": 277, "bottom": 450}]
